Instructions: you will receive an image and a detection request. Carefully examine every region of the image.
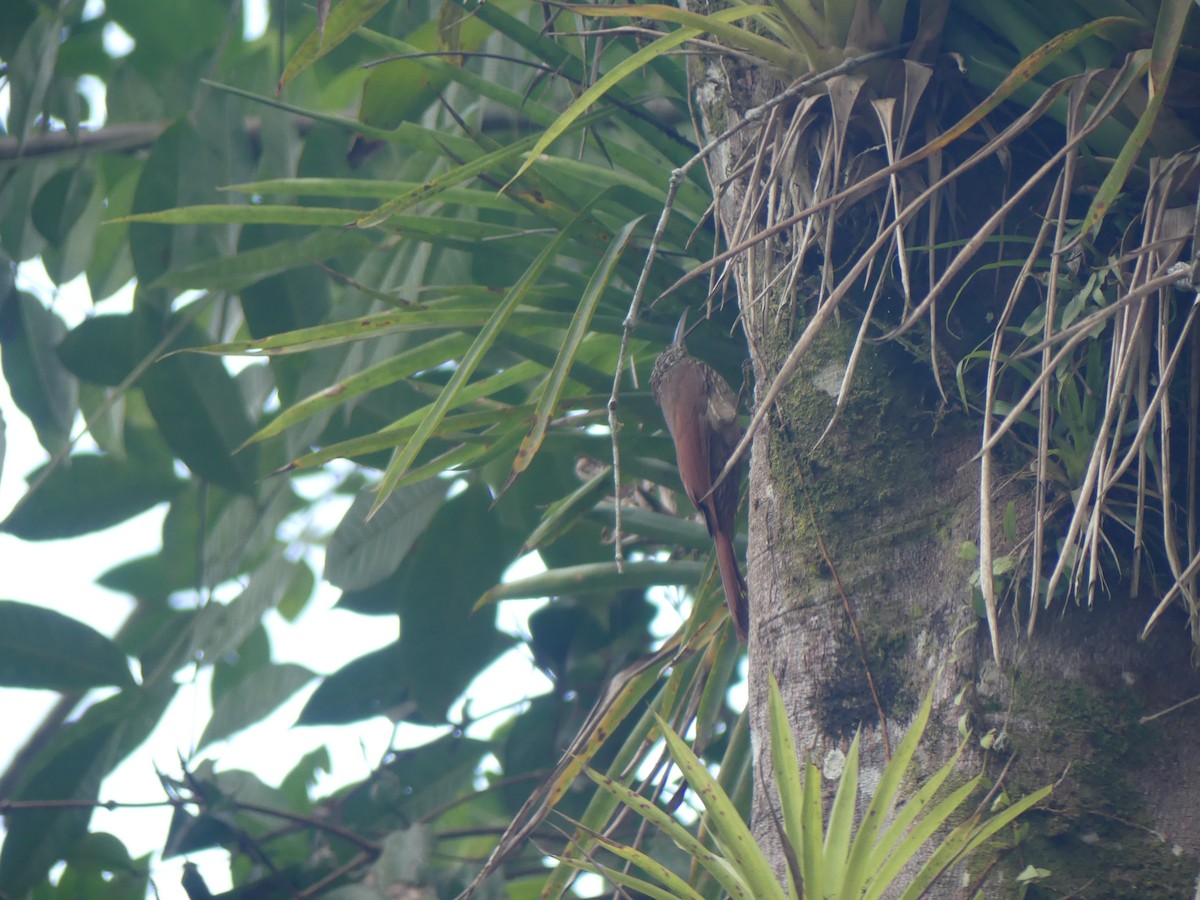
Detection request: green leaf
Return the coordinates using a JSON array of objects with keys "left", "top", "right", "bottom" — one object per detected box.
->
[
  {"left": 583, "top": 766, "right": 752, "bottom": 899},
  {"left": 656, "top": 714, "right": 784, "bottom": 900},
  {"left": 522, "top": 465, "right": 612, "bottom": 553},
  {"left": 299, "top": 641, "right": 406, "bottom": 725},
  {"left": 503, "top": 217, "right": 643, "bottom": 491},
  {"left": 1, "top": 454, "right": 183, "bottom": 540},
  {"left": 540, "top": 647, "right": 679, "bottom": 899},
  {"left": 63, "top": 831, "right": 138, "bottom": 877},
  {"left": 279, "top": 747, "right": 331, "bottom": 809},
  {"left": 57, "top": 313, "right": 149, "bottom": 387},
  {"left": 190, "top": 305, "right": 488, "bottom": 357},
  {"left": 504, "top": 6, "right": 765, "bottom": 187},
  {"left": 844, "top": 680, "right": 936, "bottom": 895},
  {"left": 244, "top": 332, "right": 471, "bottom": 448},
  {"left": 363, "top": 732, "right": 489, "bottom": 822},
  {"left": 802, "top": 758, "right": 825, "bottom": 898},
  {"left": 0, "top": 601, "right": 134, "bottom": 690},
  {"left": 142, "top": 317, "right": 259, "bottom": 493},
  {"left": 1080, "top": 2, "right": 1188, "bottom": 237},
  {"left": 198, "top": 663, "right": 315, "bottom": 750},
  {"left": 40, "top": 166, "right": 105, "bottom": 285},
  {"left": 0, "top": 724, "right": 109, "bottom": 894},
  {"left": 190, "top": 554, "right": 304, "bottom": 665},
  {"left": 389, "top": 484, "right": 520, "bottom": 720},
  {"left": 32, "top": 164, "right": 97, "bottom": 245},
  {"left": 767, "top": 674, "right": 807, "bottom": 894},
  {"left": 567, "top": 839, "right": 705, "bottom": 900},
  {"left": 895, "top": 782, "right": 1053, "bottom": 900},
  {"left": 277, "top": 559, "right": 316, "bottom": 621},
  {"left": 0, "top": 291, "right": 78, "bottom": 454},
  {"left": 1002, "top": 500, "right": 1017, "bottom": 543},
  {"left": 324, "top": 479, "right": 448, "bottom": 591},
  {"left": 586, "top": 503, "right": 749, "bottom": 554},
  {"left": 822, "top": 731, "right": 860, "bottom": 895},
  {"left": 277, "top": 0, "right": 392, "bottom": 89},
  {"left": 476, "top": 560, "right": 707, "bottom": 607},
  {"left": 368, "top": 201, "right": 600, "bottom": 514},
  {"left": 126, "top": 92, "right": 253, "bottom": 290},
  {"left": 87, "top": 155, "right": 140, "bottom": 302},
  {"left": 128, "top": 119, "right": 188, "bottom": 286},
  {"left": 314, "top": 486, "right": 525, "bottom": 722},
  {"left": 156, "top": 229, "right": 374, "bottom": 292},
  {"left": 5, "top": 8, "right": 61, "bottom": 148},
  {"left": 118, "top": 203, "right": 358, "bottom": 227}
]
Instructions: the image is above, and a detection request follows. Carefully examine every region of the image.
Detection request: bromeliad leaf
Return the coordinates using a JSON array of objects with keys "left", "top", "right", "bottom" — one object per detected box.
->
[{"left": 656, "top": 713, "right": 785, "bottom": 900}]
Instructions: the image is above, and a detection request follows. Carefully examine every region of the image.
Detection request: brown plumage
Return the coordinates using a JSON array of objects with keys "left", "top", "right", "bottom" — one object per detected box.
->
[{"left": 650, "top": 313, "right": 748, "bottom": 641}]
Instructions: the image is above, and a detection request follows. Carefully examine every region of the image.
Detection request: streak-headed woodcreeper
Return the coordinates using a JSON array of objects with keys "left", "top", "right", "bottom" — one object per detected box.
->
[{"left": 650, "top": 313, "right": 748, "bottom": 641}]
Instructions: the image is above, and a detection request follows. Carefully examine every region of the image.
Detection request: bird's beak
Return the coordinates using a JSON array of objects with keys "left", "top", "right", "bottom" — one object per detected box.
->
[{"left": 673, "top": 310, "right": 689, "bottom": 346}]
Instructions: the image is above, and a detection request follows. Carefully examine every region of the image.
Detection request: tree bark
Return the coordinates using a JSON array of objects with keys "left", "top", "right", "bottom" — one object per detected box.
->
[{"left": 691, "top": 42, "right": 1200, "bottom": 900}]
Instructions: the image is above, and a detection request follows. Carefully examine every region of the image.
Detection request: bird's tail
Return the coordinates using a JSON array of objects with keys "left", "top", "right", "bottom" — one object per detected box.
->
[{"left": 714, "top": 532, "right": 749, "bottom": 642}]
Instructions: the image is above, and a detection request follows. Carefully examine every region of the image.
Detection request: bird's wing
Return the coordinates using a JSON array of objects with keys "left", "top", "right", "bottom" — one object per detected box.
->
[{"left": 663, "top": 364, "right": 716, "bottom": 527}]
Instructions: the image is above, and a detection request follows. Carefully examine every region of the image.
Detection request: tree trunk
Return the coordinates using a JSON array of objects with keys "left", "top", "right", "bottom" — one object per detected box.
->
[{"left": 692, "top": 44, "right": 1200, "bottom": 900}]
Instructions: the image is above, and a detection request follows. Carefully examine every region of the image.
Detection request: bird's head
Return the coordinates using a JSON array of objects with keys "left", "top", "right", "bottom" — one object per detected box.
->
[{"left": 651, "top": 310, "right": 691, "bottom": 400}]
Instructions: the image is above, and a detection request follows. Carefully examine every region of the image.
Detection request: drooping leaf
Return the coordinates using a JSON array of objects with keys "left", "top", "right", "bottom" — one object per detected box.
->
[
  {"left": 298, "top": 640, "right": 406, "bottom": 726},
  {"left": 324, "top": 479, "right": 448, "bottom": 591},
  {"left": 189, "top": 554, "right": 307, "bottom": 665},
  {"left": 141, "top": 315, "right": 260, "bottom": 493},
  {"left": 198, "top": 662, "right": 315, "bottom": 750},
  {"left": 503, "top": 217, "right": 643, "bottom": 492},
  {"left": 1, "top": 453, "right": 183, "bottom": 540},
  {"left": 0, "top": 601, "right": 134, "bottom": 690},
  {"left": 0, "top": 291, "right": 78, "bottom": 453},
  {"left": 368, "top": 199, "right": 601, "bottom": 515}
]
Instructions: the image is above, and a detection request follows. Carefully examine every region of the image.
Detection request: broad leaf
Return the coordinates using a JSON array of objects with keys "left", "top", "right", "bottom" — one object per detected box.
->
[
  {"left": 324, "top": 479, "right": 448, "bottom": 591},
  {"left": 0, "top": 601, "right": 134, "bottom": 690},
  {"left": 198, "top": 662, "right": 315, "bottom": 750},
  {"left": 1, "top": 454, "right": 183, "bottom": 540}
]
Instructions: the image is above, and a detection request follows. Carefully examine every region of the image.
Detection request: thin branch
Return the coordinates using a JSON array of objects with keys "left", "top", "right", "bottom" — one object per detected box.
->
[
  {"left": 0, "top": 791, "right": 381, "bottom": 856},
  {"left": 296, "top": 852, "right": 371, "bottom": 899}
]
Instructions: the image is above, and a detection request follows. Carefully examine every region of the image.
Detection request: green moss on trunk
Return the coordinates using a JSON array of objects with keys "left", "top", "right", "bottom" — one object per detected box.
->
[
  {"left": 758, "top": 317, "right": 971, "bottom": 737},
  {"left": 988, "top": 672, "right": 1198, "bottom": 896}
]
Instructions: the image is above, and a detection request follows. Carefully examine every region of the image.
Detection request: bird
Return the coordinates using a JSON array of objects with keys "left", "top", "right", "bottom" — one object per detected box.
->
[{"left": 650, "top": 311, "right": 749, "bottom": 641}]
